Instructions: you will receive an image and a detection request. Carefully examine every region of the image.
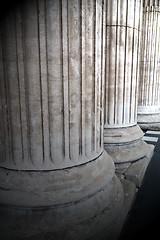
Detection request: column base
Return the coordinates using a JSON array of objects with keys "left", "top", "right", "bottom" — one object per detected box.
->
[
  {"left": 138, "top": 113, "right": 160, "bottom": 130},
  {"left": 104, "top": 124, "right": 154, "bottom": 163},
  {"left": 138, "top": 122, "right": 160, "bottom": 131},
  {"left": 0, "top": 151, "right": 115, "bottom": 207},
  {"left": 0, "top": 176, "right": 123, "bottom": 240},
  {"left": 0, "top": 151, "right": 124, "bottom": 240},
  {"left": 138, "top": 106, "right": 160, "bottom": 130}
]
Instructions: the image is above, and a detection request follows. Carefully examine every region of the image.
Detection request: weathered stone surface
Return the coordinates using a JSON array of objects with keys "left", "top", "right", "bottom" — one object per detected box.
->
[
  {"left": 104, "top": 124, "right": 154, "bottom": 163},
  {"left": 124, "top": 156, "right": 153, "bottom": 188},
  {"left": 114, "top": 154, "right": 154, "bottom": 238},
  {"left": 0, "top": 175, "right": 123, "bottom": 240},
  {"left": 0, "top": 1, "right": 124, "bottom": 239},
  {"left": 104, "top": 124, "right": 143, "bottom": 144},
  {"left": 116, "top": 150, "right": 154, "bottom": 188},
  {"left": 104, "top": 0, "right": 153, "bottom": 163},
  {"left": 139, "top": 122, "right": 160, "bottom": 131},
  {"left": 0, "top": 151, "right": 115, "bottom": 208},
  {"left": 104, "top": 0, "right": 142, "bottom": 129},
  {"left": 119, "top": 179, "right": 137, "bottom": 226},
  {"left": 138, "top": 2, "right": 160, "bottom": 130},
  {"left": 1, "top": 1, "right": 158, "bottom": 239},
  {"left": 105, "top": 138, "right": 154, "bottom": 164},
  {"left": 0, "top": 0, "right": 107, "bottom": 171}
]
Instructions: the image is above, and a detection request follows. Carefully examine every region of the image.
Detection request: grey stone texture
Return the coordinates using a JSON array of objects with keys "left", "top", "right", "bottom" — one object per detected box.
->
[
  {"left": 138, "top": 1, "right": 160, "bottom": 130},
  {"left": 104, "top": 124, "right": 154, "bottom": 163},
  {"left": 0, "top": 0, "right": 124, "bottom": 239},
  {"left": 0, "top": 0, "right": 107, "bottom": 171},
  {"left": 0, "top": 0, "right": 157, "bottom": 239},
  {"left": 0, "top": 175, "right": 123, "bottom": 240},
  {"left": 103, "top": 0, "right": 154, "bottom": 163}
]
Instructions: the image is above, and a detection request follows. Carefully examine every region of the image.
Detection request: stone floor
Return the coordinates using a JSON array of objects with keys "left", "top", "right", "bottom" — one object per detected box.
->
[{"left": 119, "top": 130, "right": 160, "bottom": 239}]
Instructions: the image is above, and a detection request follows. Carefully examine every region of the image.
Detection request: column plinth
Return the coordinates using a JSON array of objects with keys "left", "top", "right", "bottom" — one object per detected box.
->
[
  {"left": 138, "top": 106, "right": 160, "bottom": 130},
  {"left": 104, "top": 0, "right": 154, "bottom": 163},
  {"left": 0, "top": 1, "right": 123, "bottom": 239},
  {"left": 138, "top": 2, "right": 160, "bottom": 130},
  {"left": 104, "top": 124, "right": 151, "bottom": 163}
]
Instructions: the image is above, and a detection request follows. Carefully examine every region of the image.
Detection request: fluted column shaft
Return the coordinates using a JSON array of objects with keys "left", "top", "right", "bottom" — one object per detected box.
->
[
  {"left": 104, "top": 0, "right": 153, "bottom": 163},
  {"left": 0, "top": 2, "right": 125, "bottom": 239},
  {"left": 0, "top": 0, "right": 106, "bottom": 171},
  {"left": 105, "top": 0, "right": 141, "bottom": 128},
  {"left": 0, "top": 3, "right": 124, "bottom": 234},
  {"left": 138, "top": 1, "right": 160, "bottom": 130}
]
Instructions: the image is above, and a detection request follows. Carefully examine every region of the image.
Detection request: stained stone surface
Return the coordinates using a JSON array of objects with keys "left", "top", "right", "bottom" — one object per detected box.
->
[
  {"left": 0, "top": 1, "right": 157, "bottom": 239},
  {"left": 0, "top": 151, "right": 115, "bottom": 207},
  {"left": 104, "top": 124, "right": 154, "bottom": 163},
  {"left": 104, "top": 0, "right": 142, "bottom": 129},
  {"left": 103, "top": 0, "right": 153, "bottom": 163},
  {"left": 0, "top": 175, "right": 124, "bottom": 240},
  {"left": 138, "top": 2, "right": 160, "bottom": 130},
  {"left": 0, "top": 0, "right": 107, "bottom": 171},
  {"left": 0, "top": 1, "right": 124, "bottom": 239}
]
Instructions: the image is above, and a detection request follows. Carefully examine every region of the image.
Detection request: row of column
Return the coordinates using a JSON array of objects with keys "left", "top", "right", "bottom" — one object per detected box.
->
[
  {"left": 0, "top": 0, "right": 157, "bottom": 238},
  {"left": 0, "top": 0, "right": 123, "bottom": 210}
]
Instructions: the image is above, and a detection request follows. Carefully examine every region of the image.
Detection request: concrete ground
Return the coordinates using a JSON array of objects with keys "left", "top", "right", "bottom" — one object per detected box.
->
[{"left": 119, "top": 130, "right": 160, "bottom": 239}]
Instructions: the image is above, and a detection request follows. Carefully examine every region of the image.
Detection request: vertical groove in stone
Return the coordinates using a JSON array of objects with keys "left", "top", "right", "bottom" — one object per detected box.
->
[
  {"left": 95, "top": 0, "right": 101, "bottom": 153},
  {"left": 68, "top": 0, "right": 81, "bottom": 162},
  {"left": 85, "top": 0, "right": 94, "bottom": 158},
  {"left": 148, "top": 8, "right": 154, "bottom": 104},
  {"left": 37, "top": 0, "right": 50, "bottom": 164},
  {"left": 23, "top": 0, "right": 44, "bottom": 166},
  {"left": 14, "top": 9, "right": 24, "bottom": 164},
  {"left": 79, "top": 0, "right": 82, "bottom": 157},
  {"left": 107, "top": 0, "right": 116, "bottom": 125},
  {"left": 114, "top": 0, "right": 119, "bottom": 125},
  {"left": 105, "top": 0, "right": 142, "bottom": 128},
  {"left": 122, "top": 0, "right": 128, "bottom": 125},
  {"left": 129, "top": 0, "right": 136, "bottom": 123},
  {"left": 2, "top": 12, "right": 19, "bottom": 166},
  {"left": 134, "top": 0, "right": 143, "bottom": 121},
  {"left": 0, "top": 0, "right": 105, "bottom": 170},
  {"left": 138, "top": 1, "right": 160, "bottom": 109},
  {"left": 81, "top": 0, "right": 86, "bottom": 157},
  {"left": 92, "top": 0, "right": 96, "bottom": 153},
  {"left": 37, "top": 0, "right": 44, "bottom": 163},
  {"left": 21, "top": 5, "right": 31, "bottom": 166},
  {"left": 152, "top": 7, "right": 158, "bottom": 104},
  {"left": 46, "top": 0, "right": 64, "bottom": 165},
  {"left": 62, "top": 0, "right": 70, "bottom": 161},
  {"left": 0, "top": 25, "right": 10, "bottom": 164},
  {"left": 117, "top": 0, "right": 126, "bottom": 125},
  {"left": 100, "top": 0, "right": 106, "bottom": 148},
  {"left": 17, "top": 6, "right": 30, "bottom": 164}
]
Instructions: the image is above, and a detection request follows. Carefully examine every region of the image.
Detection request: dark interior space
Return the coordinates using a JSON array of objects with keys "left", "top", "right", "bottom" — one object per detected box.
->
[{"left": 120, "top": 132, "right": 160, "bottom": 239}]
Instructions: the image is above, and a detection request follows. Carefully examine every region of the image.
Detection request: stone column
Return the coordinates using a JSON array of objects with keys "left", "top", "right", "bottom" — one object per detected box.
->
[
  {"left": 138, "top": 0, "right": 160, "bottom": 130},
  {"left": 104, "top": 0, "right": 154, "bottom": 163},
  {"left": 0, "top": 0, "right": 123, "bottom": 239}
]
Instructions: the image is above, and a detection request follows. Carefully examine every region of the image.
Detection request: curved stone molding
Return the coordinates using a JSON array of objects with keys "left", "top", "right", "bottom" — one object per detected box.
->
[
  {"left": 0, "top": 174, "right": 123, "bottom": 240},
  {"left": 0, "top": 150, "right": 117, "bottom": 208},
  {"left": 0, "top": 1, "right": 124, "bottom": 239},
  {"left": 138, "top": 1, "right": 160, "bottom": 130},
  {"left": 104, "top": 0, "right": 154, "bottom": 163}
]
